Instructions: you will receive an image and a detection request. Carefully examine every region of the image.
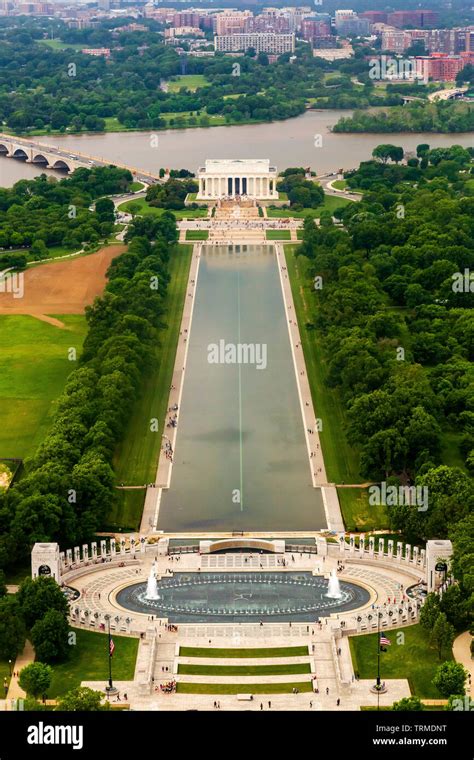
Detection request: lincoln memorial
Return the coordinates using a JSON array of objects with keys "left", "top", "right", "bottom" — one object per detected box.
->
[{"left": 196, "top": 159, "right": 279, "bottom": 200}]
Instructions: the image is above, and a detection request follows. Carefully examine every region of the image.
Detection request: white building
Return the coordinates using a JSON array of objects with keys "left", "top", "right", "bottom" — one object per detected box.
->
[
  {"left": 214, "top": 32, "right": 295, "bottom": 54},
  {"left": 197, "top": 159, "right": 279, "bottom": 199}
]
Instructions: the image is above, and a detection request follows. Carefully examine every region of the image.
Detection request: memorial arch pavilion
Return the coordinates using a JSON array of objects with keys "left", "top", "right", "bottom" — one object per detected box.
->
[{"left": 197, "top": 159, "right": 279, "bottom": 200}]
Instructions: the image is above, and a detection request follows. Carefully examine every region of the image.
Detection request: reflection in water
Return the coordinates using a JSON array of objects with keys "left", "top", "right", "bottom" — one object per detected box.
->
[{"left": 158, "top": 245, "right": 325, "bottom": 532}]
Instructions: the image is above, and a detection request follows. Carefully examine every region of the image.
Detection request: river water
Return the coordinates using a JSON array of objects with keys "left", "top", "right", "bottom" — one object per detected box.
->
[
  {"left": 1, "top": 110, "right": 473, "bottom": 186},
  {"left": 158, "top": 244, "right": 325, "bottom": 533}
]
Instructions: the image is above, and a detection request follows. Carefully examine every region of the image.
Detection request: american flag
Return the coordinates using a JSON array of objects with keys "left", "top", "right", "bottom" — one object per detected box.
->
[
  {"left": 380, "top": 636, "right": 391, "bottom": 646},
  {"left": 109, "top": 638, "right": 115, "bottom": 657}
]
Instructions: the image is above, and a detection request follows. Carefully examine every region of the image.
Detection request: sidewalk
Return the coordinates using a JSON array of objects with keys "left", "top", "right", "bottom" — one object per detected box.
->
[
  {"left": 7, "top": 640, "right": 35, "bottom": 700},
  {"left": 453, "top": 631, "right": 473, "bottom": 696}
]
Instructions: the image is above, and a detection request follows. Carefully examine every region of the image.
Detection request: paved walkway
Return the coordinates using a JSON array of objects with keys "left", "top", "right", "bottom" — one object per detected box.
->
[
  {"left": 453, "top": 631, "right": 473, "bottom": 696},
  {"left": 7, "top": 640, "right": 35, "bottom": 700},
  {"left": 275, "top": 243, "right": 344, "bottom": 531}
]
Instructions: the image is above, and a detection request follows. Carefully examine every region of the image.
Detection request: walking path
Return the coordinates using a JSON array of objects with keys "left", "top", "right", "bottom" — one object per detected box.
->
[
  {"left": 453, "top": 631, "right": 473, "bottom": 696},
  {"left": 275, "top": 243, "right": 344, "bottom": 531},
  {"left": 7, "top": 640, "right": 35, "bottom": 700}
]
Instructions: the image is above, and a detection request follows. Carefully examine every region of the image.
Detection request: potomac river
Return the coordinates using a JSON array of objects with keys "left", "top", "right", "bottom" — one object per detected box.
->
[{"left": 1, "top": 109, "right": 474, "bottom": 186}]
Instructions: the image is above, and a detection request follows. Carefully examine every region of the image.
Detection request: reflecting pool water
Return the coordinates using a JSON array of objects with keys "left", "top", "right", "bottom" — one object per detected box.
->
[{"left": 158, "top": 245, "right": 325, "bottom": 532}]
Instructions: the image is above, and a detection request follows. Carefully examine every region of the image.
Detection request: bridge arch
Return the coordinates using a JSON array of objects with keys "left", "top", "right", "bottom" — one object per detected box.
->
[
  {"left": 50, "top": 159, "right": 71, "bottom": 172},
  {"left": 32, "top": 153, "right": 49, "bottom": 166},
  {"left": 12, "top": 148, "right": 28, "bottom": 160},
  {"left": 0, "top": 143, "right": 9, "bottom": 155}
]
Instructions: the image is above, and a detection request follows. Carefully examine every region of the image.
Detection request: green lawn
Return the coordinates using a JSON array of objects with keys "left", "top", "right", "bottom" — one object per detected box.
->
[
  {"left": 337, "top": 488, "right": 389, "bottom": 532},
  {"left": 331, "top": 180, "right": 347, "bottom": 190},
  {"left": 179, "top": 646, "right": 308, "bottom": 658},
  {"left": 167, "top": 75, "right": 210, "bottom": 92},
  {"left": 185, "top": 230, "right": 208, "bottom": 240},
  {"left": 48, "top": 629, "right": 138, "bottom": 698},
  {"left": 39, "top": 39, "right": 83, "bottom": 51},
  {"left": 266, "top": 230, "right": 291, "bottom": 240},
  {"left": 178, "top": 663, "right": 311, "bottom": 676},
  {"left": 110, "top": 244, "right": 193, "bottom": 530},
  {"left": 0, "top": 315, "right": 87, "bottom": 460},
  {"left": 176, "top": 681, "right": 313, "bottom": 695},
  {"left": 119, "top": 198, "right": 207, "bottom": 219},
  {"left": 349, "top": 625, "right": 453, "bottom": 699},
  {"left": 129, "top": 181, "right": 145, "bottom": 192},
  {"left": 284, "top": 246, "right": 362, "bottom": 485},
  {"left": 267, "top": 195, "right": 353, "bottom": 218}
]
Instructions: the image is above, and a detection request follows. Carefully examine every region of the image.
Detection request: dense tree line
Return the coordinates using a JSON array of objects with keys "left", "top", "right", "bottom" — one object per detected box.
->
[
  {"left": 299, "top": 144, "right": 474, "bottom": 545},
  {"left": 0, "top": 186, "right": 179, "bottom": 568},
  {"left": 333, "top": 101, "right": 474, "bottom": 133},
  {"left": 0, "top": 166, "right": 131, "bottom": 258},
  {"left": 146, "top": 177, "right": 198, "bottom": 209},
  {"left": 277, "top": 169, "right": 324, "bottom": 209}
]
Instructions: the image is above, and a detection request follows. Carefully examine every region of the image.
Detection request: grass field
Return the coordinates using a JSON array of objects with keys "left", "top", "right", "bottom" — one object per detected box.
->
[
  {"left": 119, "top": 198, "right": 207, "bottom": 219},
  {"left": 178, "top": 664, "right": 311, "bottom": 676},
  {"left": 179, "top": 646, "right": 309, "bottom": 658},
  {"left": 284, "top": 245, "right": 362, "bottom": 486},
  {"left": 48, "top": 630, "right": 138, "bottom": 698},
  {"left": 337, "top": 488, "right": 389, "bottom": 532},
  {"left": 266, "top": 195, "right": 353, "bottom": 218},
  {"left": 185, "top": 230, "right": 208, "bottom": 240},
  {"left": 266, "top": 230, "right": 291, "bottom": 240},
  {"left": 0, "top": 315, "right": 87, "bottom": 460},
  {"left": 167, "top": 75, "right": 210, "bottom": 92},
  {"left": 176, "top": 681, "right": 313, "bottom": 695},
  {"left": 349, "top": 625, "right": 453, "bottom": 699},
  {"left": 39, "top": 39, "right": 83, "bottom": 51},
  {"left": 110, "top": 244, "right": 193, "bottom": 530}
]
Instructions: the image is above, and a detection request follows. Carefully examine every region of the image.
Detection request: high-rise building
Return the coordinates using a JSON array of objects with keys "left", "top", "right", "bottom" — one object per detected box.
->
[
  {"left": 360, "top": 11, "right": 388, "bottom": 25},
  {"left": 415, "top": 52, "right": 474, "bottom": 82},
  {"left": 214, "top": 10, "right": 254, "bottom": 36},
  {"left": 214, "top": 32, "right": 295, "bottom": 55},
  {"left": 387, "top": 10, "right": 439, "bottom": 29},
  {"left": 300, "top": 17, "right": 331, "bottom": 43},
  {"left": 381, "top": 28, "right": 412, "bottom": 53}
]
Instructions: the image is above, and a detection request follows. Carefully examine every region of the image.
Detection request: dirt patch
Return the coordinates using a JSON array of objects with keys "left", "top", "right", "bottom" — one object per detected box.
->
[{"left": 0, "top": 245, "right": 126, "bottom": 316}]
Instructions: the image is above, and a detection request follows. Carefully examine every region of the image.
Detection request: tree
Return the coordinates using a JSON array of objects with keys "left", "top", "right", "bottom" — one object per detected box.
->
[
  {"left": 17, "top": 577, "right": 69, "bottom": 630},
  {"left": 30, "top": 240, "right": 49, "bottom": 260},
  {"left": 0, "top": 596, "right": 26, "bottom": 660},
  {"left": 372, "top": 144, "right": 403, "bottom": 164},
  {"left": 419, "top": 593, "right": 441, "bottom": 632},
  {"left": 56, "top": 686, "right": 111, "bottom": 711},
  {"left": 30, "top": 609, "right": 70, "bottom": 663},
  {"left": 0, "top": 570, "right": 6, "bottom": 598},
  {"left": 439, "top": 584, "right": 470, "bottom": 631},
  {"left": 18, "top": 662, "right": 52, "bottom": 699},
  {"left": 433, "top": 661, "right": 468, "bottom": 698},
  {"left": 392, "top": 696, "right": 424, "bottom": 711},
  {"left": 95, "top": 197, "right": 115, "bottom": 223},
  {"left": 430, "top": 613, "right": 455, "bottom": 660}
]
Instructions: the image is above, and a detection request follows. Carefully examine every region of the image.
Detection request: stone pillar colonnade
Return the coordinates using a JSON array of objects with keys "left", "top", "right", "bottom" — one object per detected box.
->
[{"left": 199, "top": 175, "right": 272, "bottom": 198}]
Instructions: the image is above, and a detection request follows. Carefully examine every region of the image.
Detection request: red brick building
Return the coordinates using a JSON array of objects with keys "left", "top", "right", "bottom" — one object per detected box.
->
[{"left": 388, "top": 10, "right": 439, "bottom": 29}]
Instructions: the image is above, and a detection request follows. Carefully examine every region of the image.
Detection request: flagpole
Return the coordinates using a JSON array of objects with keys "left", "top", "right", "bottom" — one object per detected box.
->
[
  {"left": 377, "top": 610, "right": 381, "bottom": 711},
  {"left": 107, "top": 616, "right": 113, "bottom": 691},
  {"left": 104, "top": 614, "right": 117, "bottom": 696}
]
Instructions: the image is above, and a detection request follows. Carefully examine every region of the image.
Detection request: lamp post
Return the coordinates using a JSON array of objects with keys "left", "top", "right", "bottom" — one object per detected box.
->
[{"left": 8, "top": 659, "right": 12, "bottom": 677}]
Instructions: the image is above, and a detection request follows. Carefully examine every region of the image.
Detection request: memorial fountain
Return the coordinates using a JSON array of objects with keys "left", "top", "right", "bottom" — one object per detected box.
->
[
  {"left": 326, "top": 569, "right": 343, "bottom": 599},
  {"left": 145, "top": 562, "right": 160, "bottom": 601}
]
